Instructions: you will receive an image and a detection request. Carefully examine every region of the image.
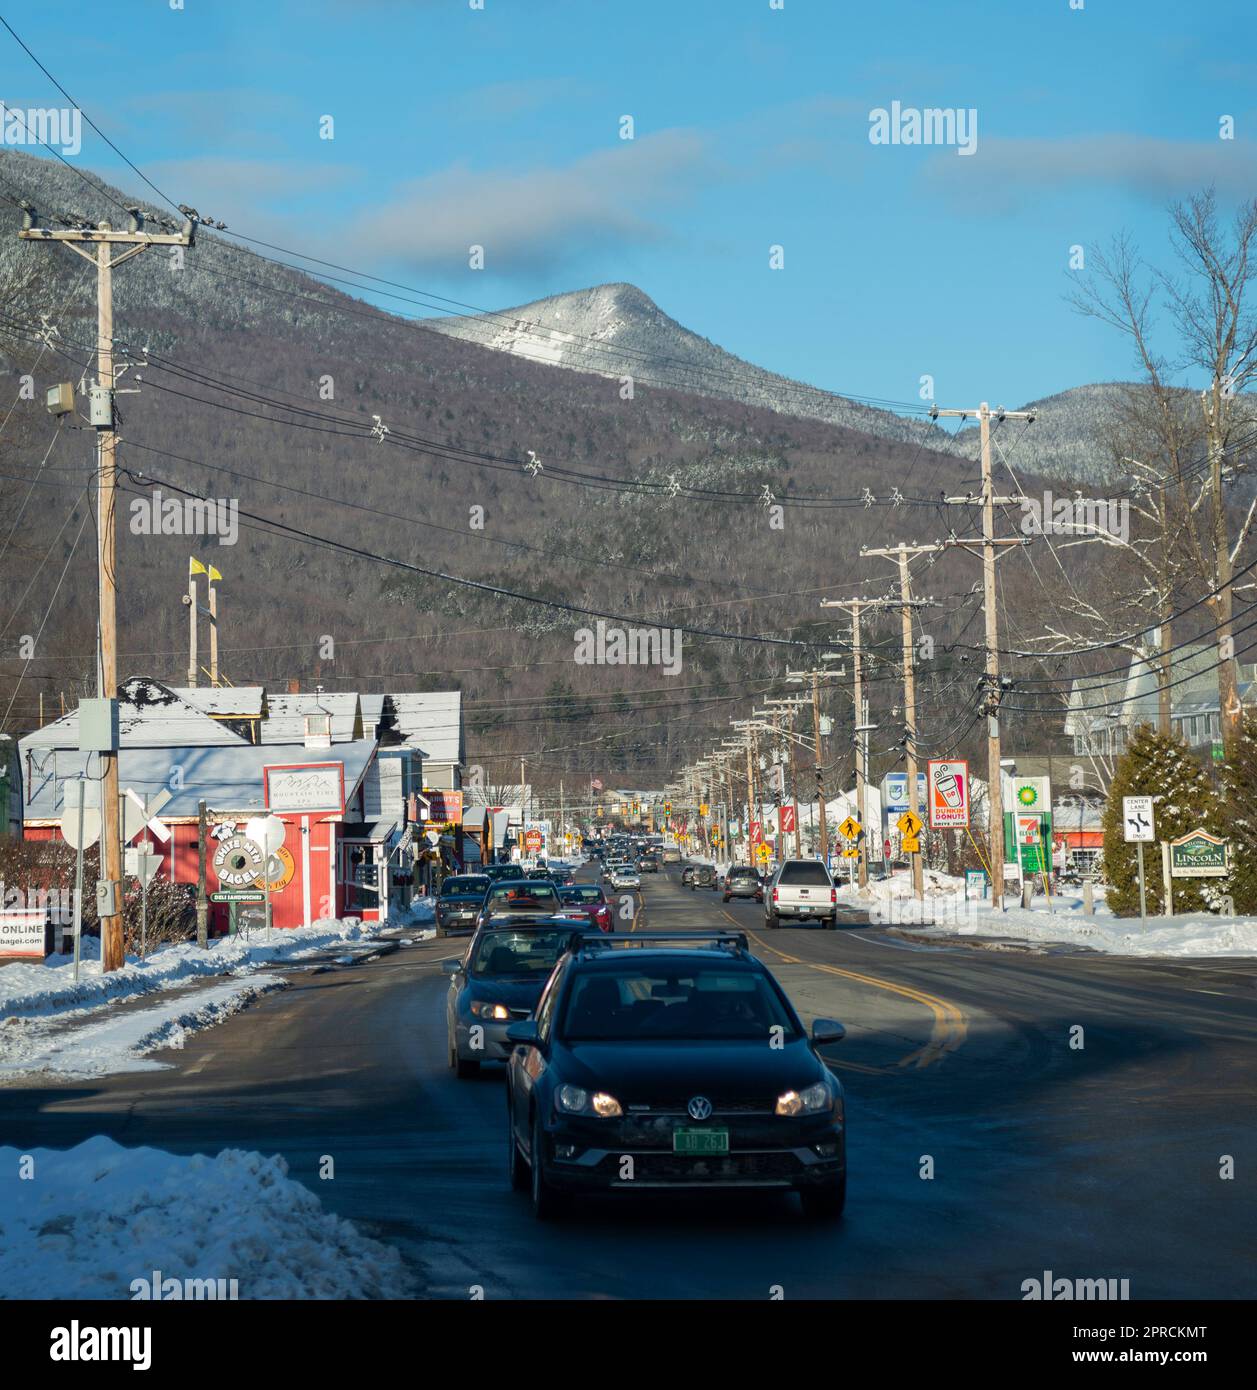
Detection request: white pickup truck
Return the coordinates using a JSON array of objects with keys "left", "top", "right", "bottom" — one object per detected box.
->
[{"left": 765, "top": 859, "right": 838, "bottom": 928}]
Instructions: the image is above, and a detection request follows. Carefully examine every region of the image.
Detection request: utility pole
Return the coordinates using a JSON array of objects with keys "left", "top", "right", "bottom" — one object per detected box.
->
[
  {"left": 820, "top": 599, "right": 897, "bottom": 888},
  {"left": 786, "top": 667, "right": 843, "bottom": 864},
  {"left": 762, "top": 697, "right": 809, "bottom": 859},
  {"left": 932, "top": 401, "right": 1034, "bottom": 907},
  {"left": 19, "top": 204, "right": 195, "bottom": 972},
  {"left": 857, "top": 552, "right": 941, "bottom": 902}
]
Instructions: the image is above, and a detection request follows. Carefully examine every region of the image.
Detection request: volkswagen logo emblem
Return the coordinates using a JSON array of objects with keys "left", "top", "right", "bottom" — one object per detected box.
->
[{"left": 687, "top": 1096, "right": 713, "bottom": 1121}]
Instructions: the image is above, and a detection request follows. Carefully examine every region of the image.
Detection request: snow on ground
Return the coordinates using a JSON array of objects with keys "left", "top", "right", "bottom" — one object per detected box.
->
[
  {"left": 0, "top": 912, "right": 434, "bottom": 1079},
  {"left": 0, "top": 977, "right": 288, "bottom": 1078},
  {"left": 387, "top": 894, "right": 435, "bottom": 927},
  {"left": 0, "top": 915, "right": 412, "bottom": 1023},
  {"left": 0, "top": 1136, "right": 412, "bottom": 1299},
  {"left": 839, "top": 870, "right": 1257, "bottom": 957}
]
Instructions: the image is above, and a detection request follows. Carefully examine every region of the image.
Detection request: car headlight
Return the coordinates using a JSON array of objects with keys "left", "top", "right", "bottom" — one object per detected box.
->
[
  {"left": 468, "top": 1000, "right": 511, "bottom": 1020},
  {"left": 555, "top": 1084, "right": 623, "bottom": 1117},
  {"left": 775, "top": 1081, "right": 831, "bottom": 1116}
]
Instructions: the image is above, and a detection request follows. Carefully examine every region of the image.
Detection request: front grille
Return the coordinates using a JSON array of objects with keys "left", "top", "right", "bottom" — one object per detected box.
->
[
  {"left": 625, "top": 1098, "right": 775, "bottom": 1116},
  {"left": 604, "top": 1150, "right": 803, "bottom": 1182}
]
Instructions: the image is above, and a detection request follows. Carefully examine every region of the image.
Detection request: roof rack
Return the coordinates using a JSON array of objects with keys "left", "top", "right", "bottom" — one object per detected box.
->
[{"left": 572, "top": 930, "right": 749, "bottom": 958}]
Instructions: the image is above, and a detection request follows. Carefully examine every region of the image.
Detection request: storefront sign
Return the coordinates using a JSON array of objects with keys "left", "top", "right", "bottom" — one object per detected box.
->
[
  {"left": 264, "top": 761, "right": 346, "bottom": 815},
  {"left": 0, "top": 908, "right": 47, "bottom": 958}
]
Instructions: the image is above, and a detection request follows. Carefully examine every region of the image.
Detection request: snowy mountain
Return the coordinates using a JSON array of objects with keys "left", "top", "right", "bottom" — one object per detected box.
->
[{"left": 425, "top": 282, "right": 1136, "bottom": 486}]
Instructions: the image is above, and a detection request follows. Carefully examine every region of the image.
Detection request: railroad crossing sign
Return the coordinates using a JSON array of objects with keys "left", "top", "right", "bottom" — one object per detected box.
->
[
  {"left": 838, "top": 815, "right": 861, "bottom": 841},
  {"left": 1122, "top": 796, "right": 1155, "bottom": 844},
  {"left": 896, "top": 810, "right": 923, "bottom": 837},
  {"left": 124, "top": 786, "right": 172, "bottom": 844}
]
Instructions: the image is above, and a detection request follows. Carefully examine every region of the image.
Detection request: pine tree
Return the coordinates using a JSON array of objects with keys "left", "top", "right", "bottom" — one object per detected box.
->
[
  {"left": 1101, "top": 725, "right": 1223, "bottom": 916},
  {"left": 1217, "top": 712, "right": 1257, "bottom": 913}
]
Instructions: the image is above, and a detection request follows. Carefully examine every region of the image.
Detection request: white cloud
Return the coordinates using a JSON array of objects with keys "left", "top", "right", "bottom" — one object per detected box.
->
[{"left": 348, "top": 128, "right": 721, "bottom": 275}]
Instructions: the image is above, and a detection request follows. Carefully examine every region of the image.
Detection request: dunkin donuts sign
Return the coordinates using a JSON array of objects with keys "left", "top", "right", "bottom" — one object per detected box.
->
[{"left": 927, "top": 759, "right": 969, "bottom": 828}]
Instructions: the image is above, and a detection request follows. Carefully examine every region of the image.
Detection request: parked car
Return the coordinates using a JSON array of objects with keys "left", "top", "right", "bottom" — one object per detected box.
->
[
  {"left": 445, "top": 919, "right": 583, "bottom": 1077},
  {"left": 608, "top": 866, "right": 641, "bottom": 891},
  {"left": 504, "top": 931, "right": 848, "bottom": 1219},
  {"left": 722, "top": 865, "right": 764, "bottom": 903},
  {"left": 435, "top": 874, "right": 491, "bottom": 937},
  {"left": 765, "top": 859, "right": 838, "bottom": 928},
  {"left": 689, "top": 864, "right": 718, "bottom": 891},
  {"left": 476, "top": 878, "right": 564, "bottom": 930},
  {"left": 558, "top": 884, "right": 614, "bottom": 933}
]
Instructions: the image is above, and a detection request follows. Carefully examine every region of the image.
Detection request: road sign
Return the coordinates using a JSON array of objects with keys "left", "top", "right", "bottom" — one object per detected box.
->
[
  {"left": 124, "top": 786, "right": 172, "bottom": 844},
  {"left": 840, "top": 847, "right": 859, "bottom": 858},
  {"left": 1168, "top": 830, "right": 1229, "bottom": 878},
  {"left": 755, "top": 843, "right": 772, "bottom": 863},
  {"left": 901, "top": 834, "right": 921, "bottom": 854},
  {"left": 927, "top": 759, "right": 969, "bottom": 828},
  {"left": 1122, "top": 796, "right": 1155, "bottom": 844},
  {"left": 838, "top": 815, "right": 861, "bottom": 841},
  {"left": 124, "top": 848, "right": 162, "bottom": 885},
  {"left": 59, "top": 779, "right": 101, "bottom": 849},
  {"left": 896, "top": 809, "right": 923, "bottom": 837}
]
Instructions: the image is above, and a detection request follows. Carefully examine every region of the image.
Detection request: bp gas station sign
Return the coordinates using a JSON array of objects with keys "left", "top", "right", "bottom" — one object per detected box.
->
[{"left": 1004, "top": 777, "right": 1052, "bottom": 874}]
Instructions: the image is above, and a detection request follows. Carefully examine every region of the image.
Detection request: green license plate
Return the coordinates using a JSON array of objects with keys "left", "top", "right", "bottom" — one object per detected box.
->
[{"left": 673, "top": 1128, "right": 729, "bottom": 1155}]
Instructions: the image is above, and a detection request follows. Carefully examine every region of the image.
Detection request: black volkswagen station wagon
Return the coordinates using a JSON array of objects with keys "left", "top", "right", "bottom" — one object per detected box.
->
[{"left": 504, "top": 932, "right": 847, "bottom": 1220}]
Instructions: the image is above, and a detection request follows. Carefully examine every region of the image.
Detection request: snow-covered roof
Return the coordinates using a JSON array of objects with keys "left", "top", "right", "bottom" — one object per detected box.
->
[
  {"left": 388, "top": 692, "right": 463, "bottom": 765},
  {"left": 260, "top": 693, "right": 362, "bottom": 744},
  {"left": 20, "top": 678, "right": 247, "bottom": 751},
  {"left": 169, "top": 686, "right": 266, "bottom": 719},
  {"left": 22, "top": 738, "right": 377, "bottom": 822}
]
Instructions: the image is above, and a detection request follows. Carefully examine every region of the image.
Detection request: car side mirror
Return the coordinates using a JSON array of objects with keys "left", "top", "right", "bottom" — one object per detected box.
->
[
  {"left": 505, "top": 1020, "right": 540, "bottom": 1047},
  {"left": 812, "top": 1018, "right": 846, "bottom": 1045},
  {"left": 441, "top": 958, "right": 461, "bottom": 975}
]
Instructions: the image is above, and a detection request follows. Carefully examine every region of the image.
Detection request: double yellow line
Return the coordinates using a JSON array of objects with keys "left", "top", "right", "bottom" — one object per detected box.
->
[{"left": 729, "top": 914, "right": 967, "bottom": 1073}]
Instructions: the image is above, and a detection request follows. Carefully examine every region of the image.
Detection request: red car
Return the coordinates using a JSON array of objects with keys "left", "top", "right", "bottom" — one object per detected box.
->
[{"left": 557, "top": 884, "right": 614, "bottom": 933}]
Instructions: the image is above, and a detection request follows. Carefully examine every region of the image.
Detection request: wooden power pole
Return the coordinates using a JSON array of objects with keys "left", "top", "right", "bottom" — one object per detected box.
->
[
  {"left": 19, "top": 204, "right": 195, "bottom": 971},
  {"left": 933, "top": 401, "right": 1033, "bottom": 908}
]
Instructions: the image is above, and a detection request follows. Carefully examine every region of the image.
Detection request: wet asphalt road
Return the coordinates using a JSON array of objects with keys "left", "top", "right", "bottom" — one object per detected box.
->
[{"left": 1, "top": 866, "right": 1254, "bottom": 1299}]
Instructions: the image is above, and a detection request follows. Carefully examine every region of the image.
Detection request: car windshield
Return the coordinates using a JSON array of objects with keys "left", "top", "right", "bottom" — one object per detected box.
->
[
  {"left": 469, "top": 929, "right": 572, "bottom": 977},
  {"left": 487, "top": 882, "right": 560, "bottom": 908},
  {"left": 560, "top": 964, "right": 800, "bottom": 1042},
  {"left": 441, "top": 876, "right": 489, "bottom": 897},
  {"left": 560, "top": 886, "right": 604, "bottom": 904}
]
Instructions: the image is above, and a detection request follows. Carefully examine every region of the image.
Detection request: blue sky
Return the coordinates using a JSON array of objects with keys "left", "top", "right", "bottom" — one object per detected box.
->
[{"left": 4, "top": 0, "right": 1256, "bottom": 414}]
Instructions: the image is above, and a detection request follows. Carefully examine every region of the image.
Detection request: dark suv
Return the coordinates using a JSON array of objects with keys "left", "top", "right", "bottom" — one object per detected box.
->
[
  {"left": 722, "top": 865, "right": 764, "bottom": 902},
  {"left": 504, "top": 932, "right": 847, "bottom": 1220},
  {"left": 689, "top": 864, "right": 718, "bottom": 891}
]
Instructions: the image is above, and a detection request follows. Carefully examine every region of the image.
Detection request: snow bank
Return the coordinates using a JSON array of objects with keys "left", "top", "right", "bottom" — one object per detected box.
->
[
  {"left": 0, "top": 1136, "right": 411, "bottom": 1299},
  {"left": 844, "top": 870, "right": 1257, "bottom": 957},
  {"left": 0, "top": 916, "right": 393, "bottom": 1023}
]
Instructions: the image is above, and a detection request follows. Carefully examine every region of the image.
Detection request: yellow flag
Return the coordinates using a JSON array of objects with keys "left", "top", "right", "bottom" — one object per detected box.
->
[
  {"left": 207, "top": 565, "right": 222, "bottom": 583},
  {"left": 189, "top": 557, "right": 207, "bottom": 577}
]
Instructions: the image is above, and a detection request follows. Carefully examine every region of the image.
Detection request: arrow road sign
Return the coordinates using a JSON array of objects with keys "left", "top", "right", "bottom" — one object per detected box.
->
[{"left": 1122, "top": 796, "right": 1156, "bottom": 844}]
